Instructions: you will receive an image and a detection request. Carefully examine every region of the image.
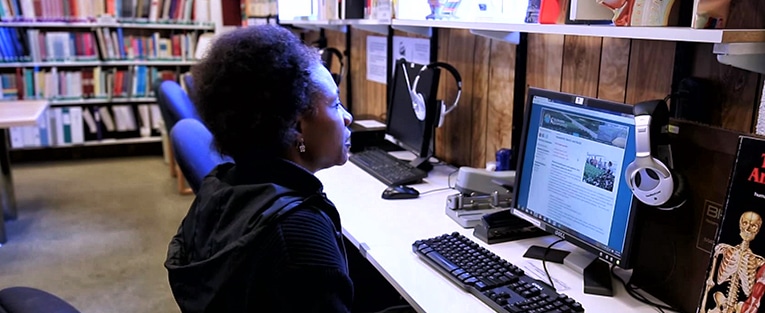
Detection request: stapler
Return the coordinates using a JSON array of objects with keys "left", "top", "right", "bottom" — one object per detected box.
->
[{"left": 445, "top": 167, "right": 515, "bottom": 228}]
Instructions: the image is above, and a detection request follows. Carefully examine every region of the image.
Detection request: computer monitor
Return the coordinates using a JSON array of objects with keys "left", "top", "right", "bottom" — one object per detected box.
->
[
  {"left": 385, "top": 59, "right": 441, "bottom": 170},
  {"left": 511, "top": 87, "right": 638, "bottom": 296}
]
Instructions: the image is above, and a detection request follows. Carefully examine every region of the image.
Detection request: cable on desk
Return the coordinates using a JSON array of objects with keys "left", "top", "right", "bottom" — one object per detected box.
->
[
  {"left": 419, "top": 169, "right": 460, "bottom": 196},
  {"left": 418, "top": 187, "right": 454, "bottom": 195},
  {"left": 610, "top": 264, "right": 680, "bottom": 313},
  {"left": 447, "top": 168, "right": 458, "bottom": 188},
  {"left": 543, "top": 238, "right": 565, "bottom": 291}
]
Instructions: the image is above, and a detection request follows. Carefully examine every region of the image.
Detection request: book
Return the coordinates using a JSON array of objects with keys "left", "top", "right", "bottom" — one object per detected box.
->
[
  {"left": 698, "top": 135, "right": 765, "bottom": 313},
  {"left": 628, "top": 119, "right": 742, "bottom": 313}
]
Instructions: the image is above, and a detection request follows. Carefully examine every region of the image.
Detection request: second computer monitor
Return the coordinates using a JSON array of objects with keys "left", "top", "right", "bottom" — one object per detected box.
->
[
  {"left": 386, "top": 59, "right": 441, "bottom": 159},
  {"left": 512, "top": 87, "right": 639, "bottom": 269}
]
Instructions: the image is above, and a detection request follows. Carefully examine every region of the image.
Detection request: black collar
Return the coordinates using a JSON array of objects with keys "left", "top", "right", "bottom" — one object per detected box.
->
[{"left": 229, "top": 158, "right": 324, "bottom": 196}]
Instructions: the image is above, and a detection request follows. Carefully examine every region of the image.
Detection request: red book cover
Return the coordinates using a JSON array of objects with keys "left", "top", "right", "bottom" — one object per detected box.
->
[
  {"left": 33, "top": 0, "right": 42, "bottom": 19},
  {"left": 699, "top": 135, "right": 765, "bottom": 312},
  {"left": 83, "top": 32, "right": 93, "bottom": 58},
  {"left": 75, "top": 33, "right": 82, "bottom": 57},
  {"left": 114, "top": 70, "right": 122, "bottom": 97},
  {"left": 160, "top": 70, "right": 176, "bottom": 81},
  {"left": 15, "top": 68, "right": 24, "bottom": 99},
  {"left": 68, "top": 0, "right": 77, "bottom": 20},
  {"left": 82, "top": 68, "right": 93, "bottom": 98},
  {"left": 171, "top": 35, "right": 180, "bottom": 57},
  {"left": 107, "top": 0, "right": 115, "bottom": 16},
  {"left": 37, "top": 32, "right": 46, "bottom": 60}
]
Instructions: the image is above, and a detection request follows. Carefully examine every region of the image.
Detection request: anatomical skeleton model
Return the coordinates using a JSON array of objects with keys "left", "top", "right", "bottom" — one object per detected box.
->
[{"left": 702, "top": 212, "right": 765, "bottom": 313}]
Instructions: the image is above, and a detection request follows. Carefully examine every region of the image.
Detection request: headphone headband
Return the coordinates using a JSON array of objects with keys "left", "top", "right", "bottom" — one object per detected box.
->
[
  {"left": 412, "top": 61, "right": 462, "bottom": 115},
  {"left": 626, "top": 99, "right": 684, "bottom": 209},
  {"left": 320, "top": 47, "right": 345, "bottom": 84}
]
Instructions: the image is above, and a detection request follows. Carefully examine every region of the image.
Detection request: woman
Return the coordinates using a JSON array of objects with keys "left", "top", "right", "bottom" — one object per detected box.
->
[{"left": 164, "top": 25, "right": 354, "bottom": 312}]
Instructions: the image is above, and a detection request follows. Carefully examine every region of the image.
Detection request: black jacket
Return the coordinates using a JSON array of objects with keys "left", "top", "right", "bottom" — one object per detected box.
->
[{"left": 165, "top": 159, "right": 353, "bottom": 313}]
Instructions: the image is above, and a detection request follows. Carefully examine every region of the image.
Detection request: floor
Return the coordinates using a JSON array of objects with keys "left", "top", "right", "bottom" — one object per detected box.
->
[{"left": 0, "top": 156, "right": 192, "bottom": 313}]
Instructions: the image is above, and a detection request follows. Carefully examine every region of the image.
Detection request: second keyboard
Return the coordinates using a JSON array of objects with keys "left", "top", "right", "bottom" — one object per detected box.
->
[{"left": 349, "top": 148, "right": 427, "bottom": 186}]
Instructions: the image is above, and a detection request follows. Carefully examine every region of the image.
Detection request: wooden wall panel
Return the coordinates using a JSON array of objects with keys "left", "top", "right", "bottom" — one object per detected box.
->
[
  {"left": 484, "top": 40, "right": 517, "bottom": 168},
  {"left": 598, "top": 38, "right": 631, "bottom": 103},
  {"left": 435, "top": 29, "right": 477, "bottom": 167},
  {"left": 625, "top": 40, "right": 676, "bottom": 105},
  {"left": 526, "top": 34, "right": 564, "bottom": 91},
  {"left": 561, "top": 36, "right": 602, "bottom": 98},
  {"left": 691, "top": 44, "right": 760, "bottom": 132},
  {"left": 469, "top": 36, "right": 492, "bottom": 168},
  {"left": 325, "top": 31, "right": 348, "bottom": 106},
  {"left": 349, "top": 29, "right": 387, "bottom": 120},
  {"left": 685, "top": 0, "right": 764, "bottom": 132}
]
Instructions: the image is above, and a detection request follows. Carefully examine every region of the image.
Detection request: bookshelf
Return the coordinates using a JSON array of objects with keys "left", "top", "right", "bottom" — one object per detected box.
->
[
  {"left": 281, "top": 16, "right": 764, "bottom": 74},
  {"left": 0, "top": 21, "right": 215, "bottom": 30},
  {"left": 0, "top": 0, "right": 215, "bottom": 151}
]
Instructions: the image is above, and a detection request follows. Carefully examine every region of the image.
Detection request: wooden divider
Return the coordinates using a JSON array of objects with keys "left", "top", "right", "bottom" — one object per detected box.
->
[{"left": 598, "top": 38, "right": 630, "bottom": 103}]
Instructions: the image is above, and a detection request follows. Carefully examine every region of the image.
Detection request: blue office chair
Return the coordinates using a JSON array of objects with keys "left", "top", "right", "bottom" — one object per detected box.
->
[
  {"left": 156, "top": 80, "right": 203, "bottom": 194},
  {"left": 182, "top": 73, "right": 194, "bottom": 94},
  {"left": 170, "top": 119, "right": 231, "bottom": 194},
  {"left": 0, "top": 287, "right": 80, "bottom": 313},
  {"left": 157, "top": 80, "right": 200, "bottom": 132}
]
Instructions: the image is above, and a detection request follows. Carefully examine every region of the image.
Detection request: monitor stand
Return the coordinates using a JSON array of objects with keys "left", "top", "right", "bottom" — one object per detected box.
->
[
  {"left": 523, "top": 245, "right": 614, "bottom": 296},
  {"left": 409, "top": 156, "right": 433, "bottom": 172}
]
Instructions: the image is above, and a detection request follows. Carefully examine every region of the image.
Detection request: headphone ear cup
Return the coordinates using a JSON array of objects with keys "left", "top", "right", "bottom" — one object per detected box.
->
[
  {"left": 412, "top": 92, "right": 427, "bottom": 121},
  {"left": 659, "top": 170, "right": 687, "bottom": 210}
]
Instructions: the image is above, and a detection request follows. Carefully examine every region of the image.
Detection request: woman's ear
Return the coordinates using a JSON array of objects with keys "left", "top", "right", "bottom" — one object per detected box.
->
[{"left": 294, "top": 120, "right": 302, "bottom": 133}]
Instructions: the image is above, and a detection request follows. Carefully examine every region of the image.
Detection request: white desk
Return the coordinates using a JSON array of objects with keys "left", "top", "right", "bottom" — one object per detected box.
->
[
  {"left": 316, "top": 156, "right": 661, "bottom": 313},
  {"left": 0, "top": 100, "right": 49, "bottom": 245}
]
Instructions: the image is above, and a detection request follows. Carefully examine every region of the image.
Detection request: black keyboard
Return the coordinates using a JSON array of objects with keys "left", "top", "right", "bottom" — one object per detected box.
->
[
  {"left": 413, "top": 232, "right": 585, "bottom": 313},
  {"left": 349, "top": 148, "right": 427, "bottom": 186}
]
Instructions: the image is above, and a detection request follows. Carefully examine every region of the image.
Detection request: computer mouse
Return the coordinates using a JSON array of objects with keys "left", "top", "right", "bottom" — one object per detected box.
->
[{"left": 381, "top": 185, "right": 420, "bottom": 200}]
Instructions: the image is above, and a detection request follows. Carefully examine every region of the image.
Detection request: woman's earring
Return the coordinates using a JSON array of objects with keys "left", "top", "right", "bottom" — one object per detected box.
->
[{"left": 297, "top": 138, "right": 306, "bottom": 153}]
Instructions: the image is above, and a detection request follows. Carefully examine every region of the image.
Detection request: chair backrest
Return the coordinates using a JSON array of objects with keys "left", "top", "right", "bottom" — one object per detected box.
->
[
  {"left": 0, "top": 287, "right": 81, "bottom": 313},
  {"left": 182, "top": 73, "right": 194, "bottom": 94},
  {"left": 158, "top": 80, "right": 200, "bottom": 134},
  {"left": 170, "top": 118, "right": 230, "bottom": 193}
]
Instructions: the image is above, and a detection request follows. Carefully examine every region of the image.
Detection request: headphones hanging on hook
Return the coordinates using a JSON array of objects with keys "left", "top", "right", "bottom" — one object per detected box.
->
[
  {"left": 401, "top": 61, "right": 462, "bottom": 128},
  {"left": 624, "top": 99, "right": 687, "bottom": 210},
  {"left": 319, "top": 47, "right": 345, "bottom": 85}
]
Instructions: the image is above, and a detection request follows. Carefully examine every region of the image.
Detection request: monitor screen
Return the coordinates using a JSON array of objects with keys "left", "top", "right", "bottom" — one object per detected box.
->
[
  {"left": 386, "top": 59, "right": 440, "bottom": 158},
  {"left": 512, "top": 88, "right": 638, "bottom": 268}
]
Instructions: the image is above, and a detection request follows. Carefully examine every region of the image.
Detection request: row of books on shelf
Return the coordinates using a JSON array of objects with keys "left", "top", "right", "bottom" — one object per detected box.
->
[
  {"left": 0, "top": 66, "right": 183, "bottom": 100},
  {"left": 8, "top": 104, "right": 163, "bottom": 149},
  {"left": 0, "top": 0, "right": 211, "bottom": 24},
  {"left": 0, "top": 27, "right": 206, "bottom": 62},
  {"left": 278, "top": 0, "right": 390, "bottom": 21},
  {"left": 243, "top": 0, "right": 277, "bottom": 18}
]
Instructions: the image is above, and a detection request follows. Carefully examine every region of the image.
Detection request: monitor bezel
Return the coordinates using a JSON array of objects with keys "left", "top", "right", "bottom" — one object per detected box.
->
[
  {"left": 511, "top": 87, "right": 639, "bottom": 269},
  {"left": 385, "top": 59, "right": 441, "bottom": 158}
]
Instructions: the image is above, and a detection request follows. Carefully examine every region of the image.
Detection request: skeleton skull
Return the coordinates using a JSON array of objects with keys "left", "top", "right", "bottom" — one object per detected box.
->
[{"left": 740, "top": 211, "right": 762, "bottom": 242}]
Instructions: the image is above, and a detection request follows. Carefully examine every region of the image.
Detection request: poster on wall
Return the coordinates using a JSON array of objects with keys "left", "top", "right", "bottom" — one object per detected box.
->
[
  {"left": 367, "top": 36, "right": 388, "bottom": 84},
  {"left": 391, "top": 36, "right": 430, "bottom": 73}
]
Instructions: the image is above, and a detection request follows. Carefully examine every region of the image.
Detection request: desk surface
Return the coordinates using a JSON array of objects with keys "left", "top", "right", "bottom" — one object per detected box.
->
[
  {"left": 316, "top": 154, "right": 662, "bottom": 313},
  {"left": 0, "top": 100, "right": 49, "bottom": 128}
]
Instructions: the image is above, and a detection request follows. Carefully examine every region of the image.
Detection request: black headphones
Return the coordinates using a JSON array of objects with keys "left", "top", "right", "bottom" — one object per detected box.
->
[
  {"left": 320, "top": 47, "right": 345, "bottom": 85},
  {"left": 402, "top": 61, "right": 462, "bottom": 128},
  {"left": 624, "top": 99, "right": 686, "bottom": 210}
]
